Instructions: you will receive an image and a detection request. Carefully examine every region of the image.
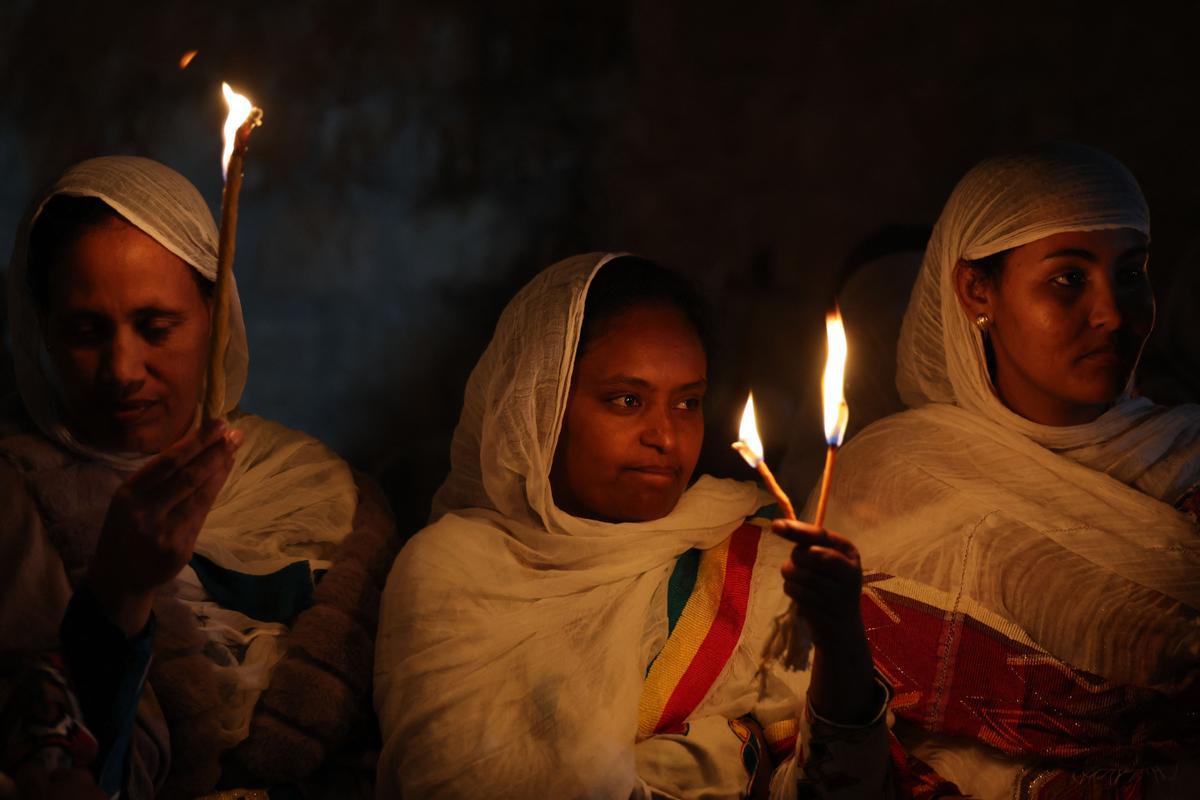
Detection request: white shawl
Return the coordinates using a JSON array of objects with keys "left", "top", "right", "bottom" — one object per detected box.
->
[
  {"left": 375, "top": 253, "right": 765, "bottom": 798},
  {"left": 828, "top": 143, "right": 1200, "bottom": 691}
]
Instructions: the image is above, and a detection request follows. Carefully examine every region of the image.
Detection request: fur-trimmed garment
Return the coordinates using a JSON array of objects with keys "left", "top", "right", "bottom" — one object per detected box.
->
[{"left": 0, "top": 399, "right": 400, "bottom": 798}]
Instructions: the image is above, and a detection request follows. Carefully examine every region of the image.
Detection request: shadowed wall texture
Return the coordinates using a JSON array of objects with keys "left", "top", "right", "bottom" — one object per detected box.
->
[{"left": 3, "top": 1, "right": 1199, "bottom": 534}]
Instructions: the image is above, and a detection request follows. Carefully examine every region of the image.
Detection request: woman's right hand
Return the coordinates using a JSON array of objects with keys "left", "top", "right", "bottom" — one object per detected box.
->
[{"left": 86, "top": 418, "right": 243, "bottom": 637}]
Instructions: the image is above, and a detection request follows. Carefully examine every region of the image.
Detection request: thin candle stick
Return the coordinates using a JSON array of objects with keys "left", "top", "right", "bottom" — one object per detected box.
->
[
  {"left": 731, "top": 441, "right": 796, "bottom": 521},
  {"left": 812, "top": 444, "right": 838, "bottom": 529},
  {"left": 204, "top": 108, "right": 262, "bottom": 419}
]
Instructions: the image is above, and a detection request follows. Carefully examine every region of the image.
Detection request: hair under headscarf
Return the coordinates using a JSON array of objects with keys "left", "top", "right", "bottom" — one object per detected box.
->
[{"left": 6, "top": 156, "right": 249, "bottom": 467}]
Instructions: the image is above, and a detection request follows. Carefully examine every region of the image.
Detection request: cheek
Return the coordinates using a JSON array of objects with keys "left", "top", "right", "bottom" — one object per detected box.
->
[
  {"left": 679, "top": 415, "right": 705, "bottom": 472},
  {"left": 1005, "top": 300, "right": 1084, "bottom": 363},
  {"left": 48, "top": 347, "right": 100, "bottom": 392},
  {"left": 1124, "top": 291, "right": 1156, "bottom": 337},
  {"left": 567, "top": 412, "right": 629, "bottom": 473},
  {"left": 162, "top": 325, "right": 211, "bottom": 376}
]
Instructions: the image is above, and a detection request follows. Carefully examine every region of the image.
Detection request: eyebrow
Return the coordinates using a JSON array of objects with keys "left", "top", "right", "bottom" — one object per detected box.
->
[
  {"left": 600, "top": 375, "right": 708, "bottom": 392},
  {"left": 131, "top": 307, "right": 186, "bottom": 319},
  {"left": 1042, "top": 245, "right": 1149, "bottom": 262}
]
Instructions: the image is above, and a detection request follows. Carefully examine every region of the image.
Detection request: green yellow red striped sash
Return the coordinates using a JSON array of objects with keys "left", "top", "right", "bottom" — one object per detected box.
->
[{"left": 637, "top": 514, "right": 769, "bottom": 740}]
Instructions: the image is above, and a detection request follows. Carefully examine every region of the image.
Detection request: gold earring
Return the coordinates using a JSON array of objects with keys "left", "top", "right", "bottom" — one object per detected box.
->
[{"left": 974, "top": 313, "right": 991, "bottom": 332}]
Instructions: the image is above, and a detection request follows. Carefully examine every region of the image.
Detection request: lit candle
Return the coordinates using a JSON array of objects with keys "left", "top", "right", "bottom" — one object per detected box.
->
[
  {"left": 813, "top": 308, "right": 850, "bottom": 528},
  {"left": 203, "top": 83, "right": 263, "bottom": 419},
  {"left": 732, "top": 392, "right": 811, "bottom": 669},
  {"left": 732, "top": 393, "right": 796, "bottom": 520},
  {"left": 735, "top": 309, "right": 851, "bottom": 671}
]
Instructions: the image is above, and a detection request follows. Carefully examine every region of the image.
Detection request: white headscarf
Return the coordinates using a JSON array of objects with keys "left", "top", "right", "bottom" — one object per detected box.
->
[
  {"left": 6, "top": 156, "right": 248, "bottom": 468},
  {"left": 376, "top": 253, "right": 764, "bottom": 798},
  {"left": 823, "top": 144, "right": 1200, "bottom": 690}
]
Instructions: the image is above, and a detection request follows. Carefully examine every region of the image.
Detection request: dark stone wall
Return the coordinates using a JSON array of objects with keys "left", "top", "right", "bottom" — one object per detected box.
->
[{"left": 4, "top": 1, "right": 1199, "bottom": 532}]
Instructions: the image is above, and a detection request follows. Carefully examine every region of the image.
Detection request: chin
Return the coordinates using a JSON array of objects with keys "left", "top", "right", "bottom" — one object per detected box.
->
[
  {"left": 93, "top": 423, "right": 174, "bottom": 455},
  {"left": 617, "top": 495, "right": 683, "bottom": 523}
]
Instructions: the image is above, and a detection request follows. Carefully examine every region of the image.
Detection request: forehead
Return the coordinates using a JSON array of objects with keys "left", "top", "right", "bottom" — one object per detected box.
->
[
  {"left": 48, "top": 219, "right": 205, "bottom": 310},
  {"left": 574, "top": 304, "right": 706, "bottom": 381},
  {"left": 1015, "top": 227, "right": 1148, "bottom": 260}
]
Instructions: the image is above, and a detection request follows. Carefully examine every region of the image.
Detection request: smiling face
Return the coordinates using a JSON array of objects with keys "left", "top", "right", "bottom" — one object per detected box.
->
[
  {"left": 41, "top": 218, "right": 212, "bottom": 453},
  {"left": 955, "top": 228, "right": 1154, "bottom": 426},
  {"left": 550, "top": 303, "right": 707, "bottom": 523}
]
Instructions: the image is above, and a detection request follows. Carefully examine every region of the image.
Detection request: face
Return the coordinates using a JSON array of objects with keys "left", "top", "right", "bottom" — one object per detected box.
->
[
  {"left": 550, "top": 303, "right": 706, "bottom": 523},
  {"left": 41, "top": 218, "right": 212, "bottom": 453},
  {"left": 955, "top": 228, "right": 1153, "bottom": 426}
]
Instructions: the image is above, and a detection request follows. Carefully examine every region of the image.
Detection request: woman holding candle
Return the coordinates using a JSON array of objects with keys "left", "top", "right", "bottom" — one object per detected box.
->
[
  {"left": 375, "top": 254, "right": 894, "bottom": 799},
  {"left": 816, "top": 144, "right": 1200, "bottom": 797},
  {"left": 0, "top": 156, "right": 399, "bottom": 798}
]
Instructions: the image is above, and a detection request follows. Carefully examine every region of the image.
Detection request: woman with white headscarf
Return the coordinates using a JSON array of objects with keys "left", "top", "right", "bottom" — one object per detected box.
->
[
  {"left": 375, "top": 254, "right": 897, "bottom": 799},
  {"left": 817, "top": 144, "right": 1200, "bottom": 798},
  {"left": 0, "top": 156, "right": 398, "bottom": 798}
]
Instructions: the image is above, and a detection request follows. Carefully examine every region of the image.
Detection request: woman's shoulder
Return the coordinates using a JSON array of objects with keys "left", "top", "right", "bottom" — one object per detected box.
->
[
  {"left": 839, "top": 404, "right": 980, "bottom": 461},
  {"left": 228, "top": 410, "right": 347, "bottom": 464},
  {"left": 391, "top": 511, "right": 501, "bottom": 574},
  {"left": 0, "top": 393, "right": 75, "bottom": 474}
]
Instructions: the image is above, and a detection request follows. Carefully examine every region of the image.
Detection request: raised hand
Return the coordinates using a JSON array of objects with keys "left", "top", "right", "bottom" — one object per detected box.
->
[
  {"left": 86, "top": 418, "right": 243, "bottom": 637},
  {"left": 774, "top": 520, "right": 863, "bottom": 647},
  {"left": 773, "top": 519, "right": 878, "bottom": 724}
]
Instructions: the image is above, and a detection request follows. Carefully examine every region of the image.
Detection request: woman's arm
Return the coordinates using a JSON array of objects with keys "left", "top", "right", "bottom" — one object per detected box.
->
[{"left": 772, "top": 520, "right": 895, "bottom": 799}]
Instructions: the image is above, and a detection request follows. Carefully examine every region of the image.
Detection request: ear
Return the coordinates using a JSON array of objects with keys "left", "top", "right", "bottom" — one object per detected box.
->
[{"left": 952, "top": 259, "right": 995, "bottom": 320}]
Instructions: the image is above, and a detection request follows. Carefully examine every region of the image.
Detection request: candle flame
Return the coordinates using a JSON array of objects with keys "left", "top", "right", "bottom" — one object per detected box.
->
[
  {"left": 822, "top": 308, "right": 850, "bottom": 446},
  {"left": 221, "top": 82, "right": 255, "bottom": 180},
  {"left": 736, "top": 393, "right": 764, "bottom": 467},
  {"left": 179, "top": 50, "right": 198, "bottom": 70}
]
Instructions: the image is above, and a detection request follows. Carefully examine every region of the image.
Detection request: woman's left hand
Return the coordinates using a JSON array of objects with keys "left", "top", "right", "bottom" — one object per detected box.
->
[
  {"left": 773, "top": 519, "right": 863, "bottom": 648},
  {"left": 773, "top": 519, "right": 880, "bottom": 725}
]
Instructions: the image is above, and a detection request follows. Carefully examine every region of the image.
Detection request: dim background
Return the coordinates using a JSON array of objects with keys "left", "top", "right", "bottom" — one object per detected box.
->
[{"left": 3, "top": 1, "right": 1199, "bottom": 535}]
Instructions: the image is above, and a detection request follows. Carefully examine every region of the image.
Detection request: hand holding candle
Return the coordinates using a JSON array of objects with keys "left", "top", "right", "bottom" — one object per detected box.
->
[
  {"left": 733, "top": 307, "right": 851, "bottom": 671},
  {"left": 203, "top": 83, "right": 263, "bottom": 420}
]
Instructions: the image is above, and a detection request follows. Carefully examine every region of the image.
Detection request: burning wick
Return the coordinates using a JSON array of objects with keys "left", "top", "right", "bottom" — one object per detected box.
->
[
  {"left": 732, "top": 394, "right": 796, "bottom": 520},
  {"left": 814, "top": 308, "right": 850, "bottom": 528},
  {"left": 203, "top": 82, "right": 263, "bottom": 420},
  {"left": 179, "top": 50, "right": 198, "bottom": 70}
]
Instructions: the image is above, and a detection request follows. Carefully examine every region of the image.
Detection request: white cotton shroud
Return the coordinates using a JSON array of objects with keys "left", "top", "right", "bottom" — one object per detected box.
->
[
  {"left": 821, "top": 145, "right": 1200, "bottom": 791},
  {"left": 6, "top": 156, "right": 356, "bottom": 745},
  {"left": 374, "top": 253, "right": 768, "bottom": 799}
]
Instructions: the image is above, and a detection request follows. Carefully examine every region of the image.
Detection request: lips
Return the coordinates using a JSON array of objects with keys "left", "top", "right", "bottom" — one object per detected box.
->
[
  {"left": 1078, "top": 339, "right": 1133, "bottom": 368},
  {"left": 625, "top": 465, "right": 680, "bottom": 483},
  {"left": 109, "top": 398, "right": 160, "bottom": 425}
]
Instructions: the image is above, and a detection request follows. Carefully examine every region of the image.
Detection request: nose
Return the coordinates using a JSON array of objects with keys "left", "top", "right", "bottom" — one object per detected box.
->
[
  {"left": 100, "top": 325, "right": 148, "bottom": 392},
  {"left": 1089, "top": 277, "right": 1123, "bottom": 332},
  {"left": 639, "top": 404, "right": 676, "bottom": 453}
]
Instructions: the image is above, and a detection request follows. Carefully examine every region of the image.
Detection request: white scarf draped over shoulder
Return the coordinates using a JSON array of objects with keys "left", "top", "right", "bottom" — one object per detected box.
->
[
  {"left": 824, "top": 144, "right": 1200, "bottom": 688},
  {"left": 374, "top": 253, "right": 762, "bottom": 798}
]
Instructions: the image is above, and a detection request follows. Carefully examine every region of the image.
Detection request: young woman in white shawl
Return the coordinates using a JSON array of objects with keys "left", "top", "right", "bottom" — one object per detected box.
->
[
  {"left": 0, "top": 156, "right": 399, "bottom": 798},
  {"left": 375, "top": 254, "right": 897, "bottom": 799},
  {"left": 813, "top": 144, "right": 1200, "bottom": 798}
]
